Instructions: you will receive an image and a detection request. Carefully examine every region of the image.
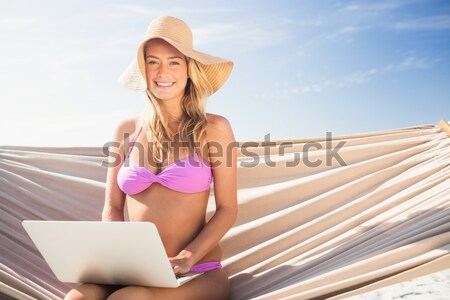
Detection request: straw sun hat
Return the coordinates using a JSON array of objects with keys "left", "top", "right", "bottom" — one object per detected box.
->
[{"left": 119, "top": 16, "right": 234, "bottom": 95}]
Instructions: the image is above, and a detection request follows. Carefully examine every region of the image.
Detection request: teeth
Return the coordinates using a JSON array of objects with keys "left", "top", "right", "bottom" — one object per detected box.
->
[{"left": 156, "top": 82, "right": 174, "bottom": 87}]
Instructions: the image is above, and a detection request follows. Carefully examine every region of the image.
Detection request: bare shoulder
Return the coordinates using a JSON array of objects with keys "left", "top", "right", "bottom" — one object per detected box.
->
[
  {"left": 111, "top": 115, "right": 141, "bottom": 143},
  {"left": 206, "top": 113, "right": 234, "bottom": 140}
]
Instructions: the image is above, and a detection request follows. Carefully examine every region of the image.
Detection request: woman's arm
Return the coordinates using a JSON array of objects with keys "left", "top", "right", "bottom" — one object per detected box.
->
[
  {"left": 171, "top": 114, "right": 238, "bottom": 274},
  {"left": 102, "top": 118, "right": 137, "bottom": 222}
]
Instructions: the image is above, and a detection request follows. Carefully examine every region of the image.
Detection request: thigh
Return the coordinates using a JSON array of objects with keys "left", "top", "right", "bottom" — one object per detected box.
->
[
  {"left": 107, "top": 268, "right": 231, "bottom": 300},
  {"left": 64, "top": 283, "right": 123, "bottom": 300}
]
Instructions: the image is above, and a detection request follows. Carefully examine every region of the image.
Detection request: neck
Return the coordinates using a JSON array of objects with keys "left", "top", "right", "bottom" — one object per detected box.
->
[
  {"left": 159, "top": 97, "right": 183, "bottom": 122},
  {"left": 158, "top": 98, "right": 184, "bottom": 137}
]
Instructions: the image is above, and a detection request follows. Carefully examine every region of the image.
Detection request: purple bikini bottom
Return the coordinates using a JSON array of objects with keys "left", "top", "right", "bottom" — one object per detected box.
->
[{"left": 189, "top": 261, "right": 222, "bottom": 273}]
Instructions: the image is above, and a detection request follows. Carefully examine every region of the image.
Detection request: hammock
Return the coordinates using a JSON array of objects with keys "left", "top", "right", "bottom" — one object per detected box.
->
[{"left": 1, "top": 122, "right": 449, "bottom": 300}]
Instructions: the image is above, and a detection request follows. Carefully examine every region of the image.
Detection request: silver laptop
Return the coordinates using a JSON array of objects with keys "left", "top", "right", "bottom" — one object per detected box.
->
[{"left": 22, "top": 221, "right": 200, "bottom": 288}]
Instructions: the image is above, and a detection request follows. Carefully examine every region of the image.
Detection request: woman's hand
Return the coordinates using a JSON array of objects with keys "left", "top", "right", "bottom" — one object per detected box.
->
[{"left": 168, "top": 250, "right": 194, "bottom": 276}]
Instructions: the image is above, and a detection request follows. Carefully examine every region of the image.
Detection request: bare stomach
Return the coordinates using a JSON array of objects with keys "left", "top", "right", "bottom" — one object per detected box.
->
[{"left": 125, "top": 183, "right": 222, "bottom": 264}]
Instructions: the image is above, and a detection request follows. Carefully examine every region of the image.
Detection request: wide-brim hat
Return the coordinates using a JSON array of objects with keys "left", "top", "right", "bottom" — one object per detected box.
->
[{"left": 119, "top": 16, "right": 234, "bottom": 95}]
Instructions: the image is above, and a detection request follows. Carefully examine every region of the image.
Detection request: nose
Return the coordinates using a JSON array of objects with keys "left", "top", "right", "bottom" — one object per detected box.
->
[{"left": 156, "top": 62, "right": 169, "bottom": 76}]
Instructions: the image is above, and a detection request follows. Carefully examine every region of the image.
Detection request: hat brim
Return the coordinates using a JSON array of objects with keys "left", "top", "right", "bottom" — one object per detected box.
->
[{"left": 119, "top": 36, "right": 233, "bottom": 95}]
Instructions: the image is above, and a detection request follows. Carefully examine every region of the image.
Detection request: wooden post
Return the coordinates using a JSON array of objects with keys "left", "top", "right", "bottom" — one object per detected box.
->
[{"left": 438, "top": 119, "right": 450, "bottom": 138}]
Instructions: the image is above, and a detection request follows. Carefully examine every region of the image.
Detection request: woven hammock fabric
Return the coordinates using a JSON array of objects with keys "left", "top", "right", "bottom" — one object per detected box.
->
[{"left": 0, "top": 124, "right": 449, "bottom": 300}]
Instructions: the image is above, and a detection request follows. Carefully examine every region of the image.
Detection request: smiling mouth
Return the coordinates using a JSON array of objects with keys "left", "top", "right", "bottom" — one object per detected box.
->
[{"left": 155, "top": 81, "right": 175, "bottom": 87}]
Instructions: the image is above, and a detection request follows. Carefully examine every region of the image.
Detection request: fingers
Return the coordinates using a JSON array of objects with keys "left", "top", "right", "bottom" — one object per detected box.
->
[
  {"left": 169, "top": 255, "right": 192, "bottom": 275},
  {"left": 171, "top": 261, "right": 190, "bottom": 275},
  {"left": 173, "top": 265, "right": 181, "bottom": 274}
]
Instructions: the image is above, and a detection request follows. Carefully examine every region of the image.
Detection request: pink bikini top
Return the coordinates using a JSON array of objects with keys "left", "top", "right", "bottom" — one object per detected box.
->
[{"left": 117, "top": 124, "right": 212, "bottom": 195}]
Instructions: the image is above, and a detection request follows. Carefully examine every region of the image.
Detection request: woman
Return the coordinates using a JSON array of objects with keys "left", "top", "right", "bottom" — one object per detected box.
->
[{"left": 65, "top": 16, "right": 237, "bottom": 300}]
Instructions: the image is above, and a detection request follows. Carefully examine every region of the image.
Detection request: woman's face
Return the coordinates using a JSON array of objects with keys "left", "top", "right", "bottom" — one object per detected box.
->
[{"left": 144, "top": 39, "right": 188, "bottom": 103}]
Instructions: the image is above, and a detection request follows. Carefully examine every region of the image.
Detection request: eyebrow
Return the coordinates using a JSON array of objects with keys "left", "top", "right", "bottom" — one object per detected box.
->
[{"left": 145, "top": 55, "right": 184, "bottom": 60}]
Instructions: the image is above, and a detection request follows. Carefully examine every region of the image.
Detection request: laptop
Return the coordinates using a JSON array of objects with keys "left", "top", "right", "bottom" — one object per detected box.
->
[{"left": 22, "top": 221, "right": 201, "bottom": 288}]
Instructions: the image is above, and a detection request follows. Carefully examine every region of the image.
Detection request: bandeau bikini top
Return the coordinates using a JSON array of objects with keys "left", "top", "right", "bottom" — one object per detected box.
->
[{"left": 117, "top": 123, "right": 212, "bottom": 195}]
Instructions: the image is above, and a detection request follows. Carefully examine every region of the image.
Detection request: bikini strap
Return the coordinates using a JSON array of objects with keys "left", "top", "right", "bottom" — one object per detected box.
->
[{"left": 126, "top": 119, "right": 145, "bottom": 157}]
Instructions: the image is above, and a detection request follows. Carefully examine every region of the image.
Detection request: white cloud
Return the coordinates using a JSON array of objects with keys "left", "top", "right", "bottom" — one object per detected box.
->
[
  {"left": 297, "top": 25, "right": 363, "bottom": 56},
  {"left": 298, "top": 1, "right": 447, "bottom": 57},
  {"left": 193, "top": 21, "right": 288, "bottom": 51},
  {"left": 106, "top": 3, "right": 164, "bottom": 18},
  {"left": 291, "top": 55, "right": 436, "bottom": 95},
  {"left": 0, "top": 109, "right": 138, "bottom": 147},
  {"left": 394, "top": 55, "right": 436, "bottom": 70},
  {"left": 394, "top": 15, "right": 450, "bottom": 30},
  {"left": 0, "top": 17, "right": 37, "bottom": 27},
  {"left": 343, "top": 0, "right": 428, "bottom": 13},
  {"left": 170, "top": 7, "right": 236, "bottom": 14},
  {"left": 345, "top": 5, "right": 360, "bottom": 11},
  {"left": 98, "top": 4, "right": 235, "bottom": 19}
]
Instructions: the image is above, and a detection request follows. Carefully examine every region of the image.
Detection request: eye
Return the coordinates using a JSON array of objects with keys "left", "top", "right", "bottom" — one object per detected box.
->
[
  {"left": 170, "top": 61, "right": 180, "bottom": 65},
  {"left": 147, "top": 60, "right": 158, "bottom": 65}
]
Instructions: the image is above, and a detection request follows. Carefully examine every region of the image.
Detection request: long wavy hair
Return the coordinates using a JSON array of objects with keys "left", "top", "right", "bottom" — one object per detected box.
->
[{"left": 143, "top": 51, "right": 212, "bottom": 170}]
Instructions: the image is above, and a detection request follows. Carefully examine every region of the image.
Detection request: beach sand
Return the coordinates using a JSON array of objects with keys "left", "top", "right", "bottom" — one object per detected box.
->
[{"left": 344, "top": 269, "right": 450, "bottom": 300}]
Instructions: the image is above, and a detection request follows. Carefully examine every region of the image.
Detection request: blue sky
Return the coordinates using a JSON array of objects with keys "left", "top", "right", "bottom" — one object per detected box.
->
[{"left": 1, "top": 0, "right": 449, "bottom": 146}]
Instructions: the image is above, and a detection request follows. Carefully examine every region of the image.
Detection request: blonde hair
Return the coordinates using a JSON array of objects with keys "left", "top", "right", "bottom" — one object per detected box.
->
[{"left": 144, "top": 56, "right": 212, "bottom": 169}]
